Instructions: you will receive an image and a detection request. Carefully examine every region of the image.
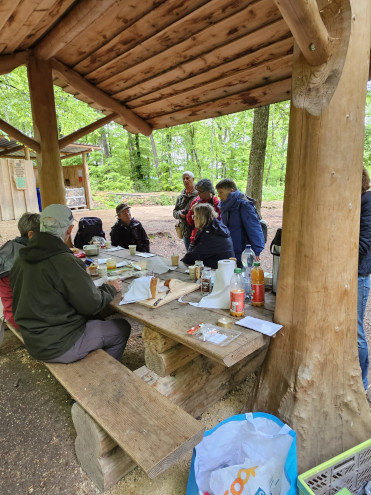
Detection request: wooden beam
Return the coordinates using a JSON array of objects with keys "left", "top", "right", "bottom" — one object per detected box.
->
[
  {"left": 274, "top": 0, "right": 330, "bottom": 65},
  {"left": 0, "top": 118, "right": 40, "bottom": 153},
  {"left": 61, "top": 151, "right": 91, "bottom": 160},
  {"left": 82, "top": 152, "right": 92, "bottom": 210},
  {"left": 59, "top": 113, "right": 117, "bottom": 149},
  {"left": 0, "top": 145, "right": 24, "bottom": 156},
  {"left": 28, "top": 55, "right": 65, "bottom": 207},
  {"left": 33, "top": 0, "right": 118, "bottom": 60},
  {"left": 0, "top": 51, "right": 28, "bottom": 75},
  {"left": 51, "top": 59, "right": 152, "bottom": 136}
]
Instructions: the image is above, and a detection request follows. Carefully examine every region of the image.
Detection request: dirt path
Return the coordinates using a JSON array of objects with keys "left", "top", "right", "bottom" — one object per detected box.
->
[{"left": 0, "top": 202, "right": 369, "bottom": 495}]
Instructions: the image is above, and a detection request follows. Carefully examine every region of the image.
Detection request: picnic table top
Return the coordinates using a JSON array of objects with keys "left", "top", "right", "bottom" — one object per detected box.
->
[{"left": 94, "top": 247, "right": 274, "bottom": 367}]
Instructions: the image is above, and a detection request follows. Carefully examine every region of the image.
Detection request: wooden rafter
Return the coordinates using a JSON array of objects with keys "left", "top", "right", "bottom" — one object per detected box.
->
[
  {"left": 0, "top": 51, "right": 28, "bottom": 75},
  {"left": 61, "top": 150, "right": 92, "bottom": 160},
  {"left": 33, "top": 0, "right": 118, "bottom": 61},
  {"left": 274, "top": 0, "right": 330, "bottom": 65},
  {"left": 0, "top": 118, "right": 40, "bottom": 153},
  {"left": 0, "top": 144, "right": 24, "bottom": 156},
  {"left": 51, "top": 58, "right": 152, "bottom": 136},
  {"left": 58, "top": 113, "right": 117, "bottom": 149}
]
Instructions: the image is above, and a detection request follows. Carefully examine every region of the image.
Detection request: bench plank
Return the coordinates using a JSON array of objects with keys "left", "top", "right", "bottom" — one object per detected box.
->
[{"left": 44, "top": 350, "right": 205, "bottom": 478}]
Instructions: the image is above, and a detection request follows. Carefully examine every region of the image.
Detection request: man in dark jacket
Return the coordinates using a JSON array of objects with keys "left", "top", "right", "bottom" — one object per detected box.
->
[
  {"left": 110, "top": 203, "right": 150, "bottom": 252},
  {"left": 0, "top": 212, "right": 40, "bottom": 328},
  {"left": 358, "top": 167, "right": 371, "bottom": 390},
  {"left": 10, "top": 204, "right": 131, "bottom": 363},
  {"left": 216, "top": 179, "right": 265, "bottom": 264}
]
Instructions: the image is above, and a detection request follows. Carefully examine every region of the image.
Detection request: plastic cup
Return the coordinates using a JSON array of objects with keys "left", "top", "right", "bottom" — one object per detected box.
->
[
  {"left": 129, "top": 245, "right": 136, "bottom": 256},
  {"left": 171, "top": 254, "right": 179, "bottom": 266},
  {"left": 105, "top": 240, "right": 112, "bottom": 249},
  {"left": 98, "top": 265, "right": 108, "bottom": 278},
  {"left": 106, "top": 258, "right": 116, "bottom": 270}
]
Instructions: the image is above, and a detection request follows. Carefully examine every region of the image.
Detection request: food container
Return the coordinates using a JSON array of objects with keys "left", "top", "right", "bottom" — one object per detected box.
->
[
  {"left": 83, "top": 244, "right": 99, "bottom": 256},
  {"left": 88, "top": 263, "right": 98, "bottom": 276}
]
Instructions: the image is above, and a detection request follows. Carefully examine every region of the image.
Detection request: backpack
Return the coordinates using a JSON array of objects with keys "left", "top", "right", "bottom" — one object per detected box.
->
[
  {"left": 244, "top": 196, "right": 268, "bottom": 243},
  {"left": 74, "top": 217, "right": 105, "bottom": 248}
]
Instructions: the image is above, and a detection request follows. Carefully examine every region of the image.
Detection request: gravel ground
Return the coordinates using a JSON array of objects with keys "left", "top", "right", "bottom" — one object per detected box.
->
[{"left": 0, "top": 201, "right": 369, "bottom": 495}]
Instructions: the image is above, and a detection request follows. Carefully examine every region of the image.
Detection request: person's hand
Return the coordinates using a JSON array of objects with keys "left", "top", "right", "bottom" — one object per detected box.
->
[
  {"left": 107, "top": 279, "right": 122, "bottom": 293},
  {"left": 179, "top": 213, "right": 186, "bottom": 219},
  {"left": 256, "top": 255, "right": 260, "bottom": 261}
]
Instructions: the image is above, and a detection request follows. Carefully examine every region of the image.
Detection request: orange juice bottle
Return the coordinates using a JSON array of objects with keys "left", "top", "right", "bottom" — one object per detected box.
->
[
  {"left": 230, "top": 268, "right": 245, "bottom": 317},
  {"left": 251, "top": 261, "right": 264, "bottom": 307}
]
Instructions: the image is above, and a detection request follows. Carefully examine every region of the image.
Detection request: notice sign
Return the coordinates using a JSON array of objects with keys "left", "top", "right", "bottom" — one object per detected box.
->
[{"left": 12, "top": 160, "right": 27, "bottom": 190}]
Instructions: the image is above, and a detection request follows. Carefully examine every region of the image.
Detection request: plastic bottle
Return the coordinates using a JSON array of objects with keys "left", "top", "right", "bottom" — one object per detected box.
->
[
  {"left": 251, "top": 261, "right": 264, "bottom": 307},
  {"left": 230, "top": 268, "right": 245, "bottom": 317},
  {"left": 241, "top": 244, "right": 255, "bottom": 301}
]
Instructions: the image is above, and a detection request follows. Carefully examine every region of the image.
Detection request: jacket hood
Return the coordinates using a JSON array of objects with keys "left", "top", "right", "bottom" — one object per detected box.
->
[
  {"left": 204, "top": 218, "right": 230, "bottom": 238},
  {"left": 19, "top": 231, "right": 71, "bottom": 263},
  {"left": 219, "top": 189, "right": 245, "bottom": 211}
]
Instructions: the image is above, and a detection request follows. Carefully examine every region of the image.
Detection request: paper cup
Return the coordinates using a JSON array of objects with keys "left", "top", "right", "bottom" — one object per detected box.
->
[
  {"left": 171, "top": 254, "right": 179, "bottom": 266},
  {"left": 129, "top": 245, "right": 136, "bottom": 255}
]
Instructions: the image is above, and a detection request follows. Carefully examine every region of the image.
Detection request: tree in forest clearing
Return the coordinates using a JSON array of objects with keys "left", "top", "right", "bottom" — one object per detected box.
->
[{"left": 246, "top": 105, "right": 270, "bottom": 213}]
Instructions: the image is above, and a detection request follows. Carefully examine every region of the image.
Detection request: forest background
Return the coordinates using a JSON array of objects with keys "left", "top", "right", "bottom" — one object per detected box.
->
[{"left": 1, "top": 67, "right": 371, "bottom": 208}]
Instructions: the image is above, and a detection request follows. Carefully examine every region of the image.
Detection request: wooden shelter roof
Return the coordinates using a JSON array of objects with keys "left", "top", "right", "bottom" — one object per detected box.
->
[
  {"left": 0, "top": 136, "right": 100, "bottom": 159},
  {"left": 0, "top": 0, "right": 370, "bottom": 136}
]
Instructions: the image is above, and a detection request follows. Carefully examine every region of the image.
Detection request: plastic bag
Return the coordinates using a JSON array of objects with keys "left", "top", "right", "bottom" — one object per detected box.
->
[{"left": 186, "top": 412, "right": 297, "bottom": 495}]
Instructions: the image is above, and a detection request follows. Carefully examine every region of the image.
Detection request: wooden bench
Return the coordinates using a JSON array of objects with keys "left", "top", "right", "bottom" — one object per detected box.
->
[{"left": 4, "top": 322, "right": 205, "bottom": 492}]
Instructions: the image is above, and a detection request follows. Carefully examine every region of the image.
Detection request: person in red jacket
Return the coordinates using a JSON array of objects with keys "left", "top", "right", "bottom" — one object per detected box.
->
[
  {"left": 0, "top": 212, "right": 40, "bottom": 329},
  {"left": 186, "top": 179, "right": 220, "bottom": 246}
]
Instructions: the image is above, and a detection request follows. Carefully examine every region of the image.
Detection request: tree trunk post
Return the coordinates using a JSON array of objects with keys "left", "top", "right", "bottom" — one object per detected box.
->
[
  {"left": 82, "top": 152, "right": 92, "bottom": 210},
  {"left": 27, "top": 55, "right": 65, "bottom": 207},
  {"left": 246, "top": 105, "right": 270, "bottom": 212},
  {"left": 253, "top": 0, "right": 371, "bottom": 472}
]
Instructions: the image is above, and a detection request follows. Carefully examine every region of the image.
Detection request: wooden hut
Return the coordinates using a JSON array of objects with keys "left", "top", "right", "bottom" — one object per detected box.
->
[
  {"left": 0, "top": 136, "right": 100, "bottom": 218},
  {"left": 0, "top": 0, "right": 370, "bottom": 474}
]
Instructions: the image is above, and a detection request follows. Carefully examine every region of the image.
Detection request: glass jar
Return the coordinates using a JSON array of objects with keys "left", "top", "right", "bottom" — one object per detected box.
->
[{"left": 200, "top": 267, "right": 212, "bottom": 296}]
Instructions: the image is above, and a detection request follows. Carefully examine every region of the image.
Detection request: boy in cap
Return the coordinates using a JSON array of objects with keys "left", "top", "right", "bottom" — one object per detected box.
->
[
  {"left": 110, "top": 203, "right": 150, "bottom": 252},
  {"left": 10, "top": 204, "right": 131, "bottom": 363}
]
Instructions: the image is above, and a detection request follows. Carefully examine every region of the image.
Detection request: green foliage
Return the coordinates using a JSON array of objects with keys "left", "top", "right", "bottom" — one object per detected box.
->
[{"left": 1, "top": 68, "right": 370, "bottom": 202}]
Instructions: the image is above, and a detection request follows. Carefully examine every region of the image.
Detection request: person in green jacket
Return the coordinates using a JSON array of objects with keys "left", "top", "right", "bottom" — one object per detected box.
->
[{"left": 10, "top": 204, "right": 131, "bottom": 363}]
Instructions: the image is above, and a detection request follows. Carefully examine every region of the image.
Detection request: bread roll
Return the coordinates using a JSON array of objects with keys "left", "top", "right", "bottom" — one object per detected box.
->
[{"left": 150, "top": 277, "right": 158, "bottom": 298}]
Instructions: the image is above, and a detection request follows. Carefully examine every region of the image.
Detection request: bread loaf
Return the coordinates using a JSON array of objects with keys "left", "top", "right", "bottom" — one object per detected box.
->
[{"left": 150, "top": 277, "right": 158, "bottom": 298}]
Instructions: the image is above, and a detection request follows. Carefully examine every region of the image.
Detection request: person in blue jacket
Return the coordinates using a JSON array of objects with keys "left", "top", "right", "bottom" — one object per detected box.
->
[
  {"left": 216, "top": 179, "right": 265, "bottom": 264},
  {"left": 358, "top": 166, "right": 371, "bottom": 390},
  {"left": 181, "top": 203, "right": 234, "bottom": 269}
]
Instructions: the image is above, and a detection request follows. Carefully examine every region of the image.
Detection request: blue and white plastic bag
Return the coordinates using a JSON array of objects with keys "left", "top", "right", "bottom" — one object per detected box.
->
[{"left": 187, "top": 412, "right": 297, "bottom": 495}]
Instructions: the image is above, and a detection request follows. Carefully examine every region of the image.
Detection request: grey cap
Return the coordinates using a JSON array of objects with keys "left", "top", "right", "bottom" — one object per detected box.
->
[{"left": 40, "top": 204, "right": 76, "bottom": 228}]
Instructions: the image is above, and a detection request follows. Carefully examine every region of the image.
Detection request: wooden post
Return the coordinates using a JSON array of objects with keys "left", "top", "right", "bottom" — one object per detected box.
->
[
  {"left": 24, "top": 147, "right": 30, "bottom": 160},
  {"left": 253, "top": 0, "right": 371, "bottom": 472},
  {"left": 81, "top": 152, "right": 92, "bottom": 210},
  {"left": 27, "top": 55, "right": 65, "bottom": 207}
]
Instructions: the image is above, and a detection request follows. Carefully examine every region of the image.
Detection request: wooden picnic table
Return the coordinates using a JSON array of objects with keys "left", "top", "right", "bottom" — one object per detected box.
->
[
  {"left": 92, "top": 247, "right": 275, "bottom": 417},
  {"left": 101, "top": 247, "right": 273, "bottom": 367}
]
